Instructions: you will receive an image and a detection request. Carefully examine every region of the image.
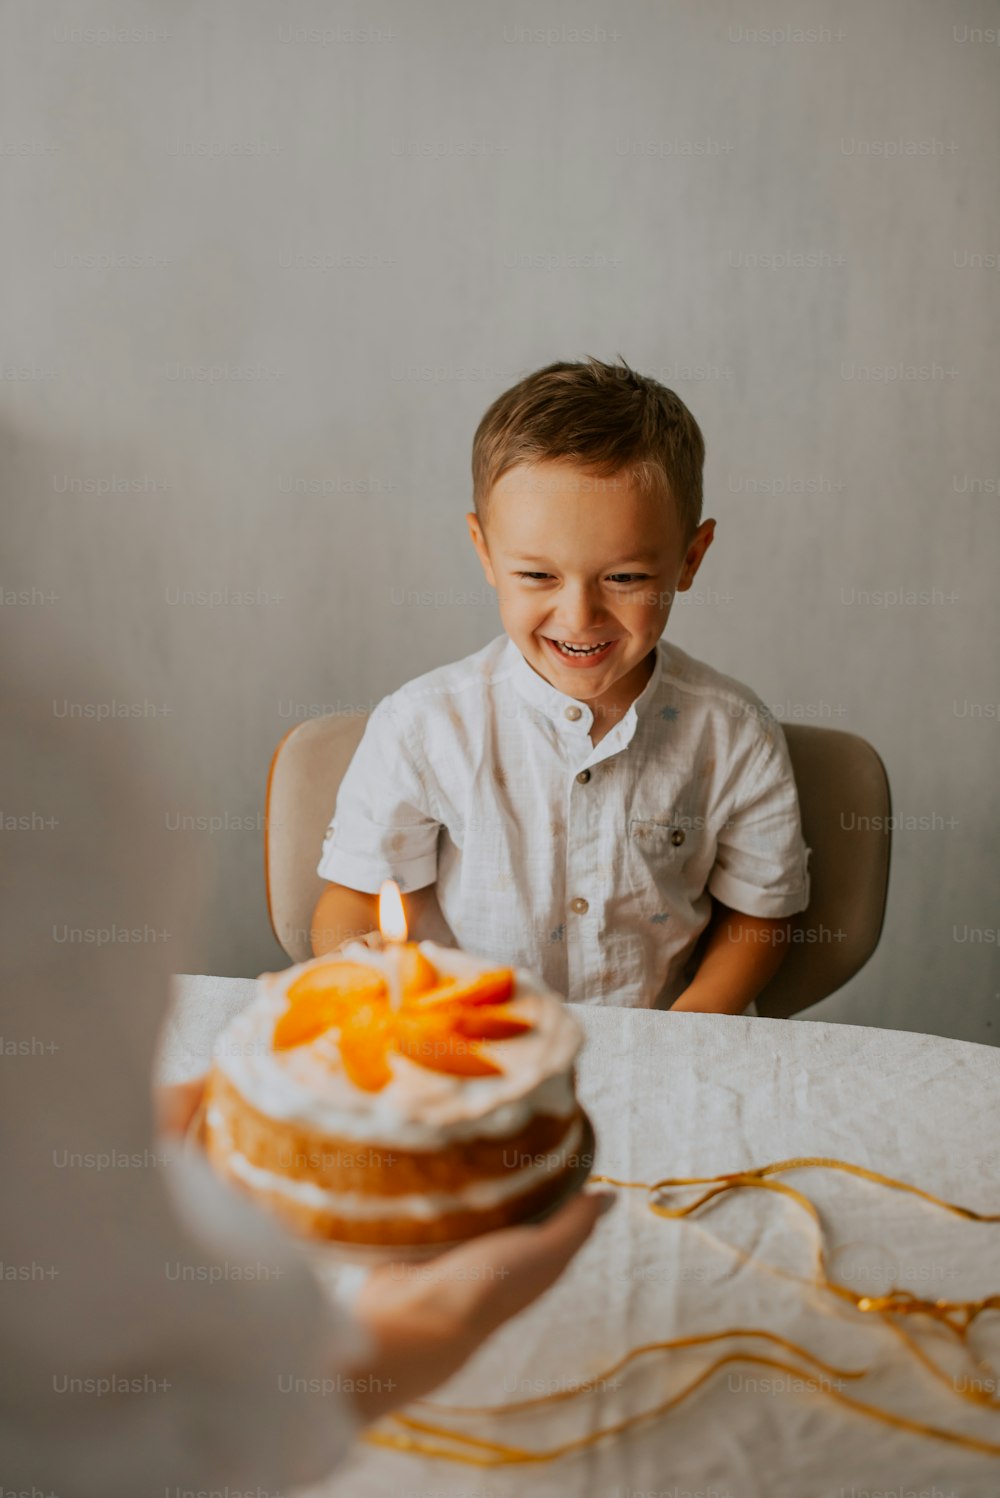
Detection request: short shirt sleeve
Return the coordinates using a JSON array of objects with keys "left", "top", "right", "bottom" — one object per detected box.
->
[
  {"left": 707, "top": 716, "right": 811, "bottom": 919},
  {"left": 317, "top": 697, "right": 441, "bottom": 893}
]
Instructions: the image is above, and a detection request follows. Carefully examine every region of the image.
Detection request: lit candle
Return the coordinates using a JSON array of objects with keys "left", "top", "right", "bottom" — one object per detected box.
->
[{"left": 378, "top": 878, "right": 408, "bottom": 1012}]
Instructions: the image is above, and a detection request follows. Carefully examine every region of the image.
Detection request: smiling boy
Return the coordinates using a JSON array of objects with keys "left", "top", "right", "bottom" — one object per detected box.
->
[{"left": 311, "top": 356, "right": 810, "bottom": 1013}]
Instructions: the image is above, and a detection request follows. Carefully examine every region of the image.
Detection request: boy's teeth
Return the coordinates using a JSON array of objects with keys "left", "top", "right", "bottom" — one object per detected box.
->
[{"left": 553, "top": 639, "right": 610, "bottom": 656}]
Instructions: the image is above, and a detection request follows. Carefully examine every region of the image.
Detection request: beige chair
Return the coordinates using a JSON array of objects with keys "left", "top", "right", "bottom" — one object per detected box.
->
[
  {"left": 744, "top": 724, "right": 890, "bottom": 1018},
  {"left": 265, "top": 716, "right": 891, "bottom": 1019},
  {"left": 265, "top": 715, "right": 368, "bottom": 964}
]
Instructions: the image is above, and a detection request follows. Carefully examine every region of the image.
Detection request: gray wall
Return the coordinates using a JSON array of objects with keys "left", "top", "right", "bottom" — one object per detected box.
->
[{"left": 5, "top": 0, "right": 998, "bottom": 1043}]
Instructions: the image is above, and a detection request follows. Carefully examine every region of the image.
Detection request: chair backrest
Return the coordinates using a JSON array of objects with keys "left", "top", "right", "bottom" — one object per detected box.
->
[
  {"left": 754, "top": 725, "right": 891, "bottom": 1018},
  {"left": 265, "top": 714, "right": 368, "bottom": 963},
  {"left": 265, "top": 716, "right": 891, "bottom": 1018}
]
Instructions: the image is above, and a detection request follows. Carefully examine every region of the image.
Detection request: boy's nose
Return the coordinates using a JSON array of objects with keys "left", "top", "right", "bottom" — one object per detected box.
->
[{"left": 553, "top": 585, "right": 610, "bottom": 636}]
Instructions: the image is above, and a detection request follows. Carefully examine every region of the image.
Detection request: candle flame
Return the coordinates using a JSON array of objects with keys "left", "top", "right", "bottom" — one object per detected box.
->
[{"left": 378, "top": 879, "right": 408, "bottom": 944}]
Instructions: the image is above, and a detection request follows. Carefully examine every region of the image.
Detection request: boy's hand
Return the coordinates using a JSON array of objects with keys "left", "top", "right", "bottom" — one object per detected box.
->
[
  {"left": 312, "top": 882, "right": 446, "bottom": 958},
  {"left": 332, "top": 930, "right": 385, "bottom": 953}
]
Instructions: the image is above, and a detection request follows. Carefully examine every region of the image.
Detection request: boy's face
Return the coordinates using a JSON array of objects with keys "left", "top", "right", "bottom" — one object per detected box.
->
[{"left": 466, "top": 459, "right": 715, "bottom": 721}]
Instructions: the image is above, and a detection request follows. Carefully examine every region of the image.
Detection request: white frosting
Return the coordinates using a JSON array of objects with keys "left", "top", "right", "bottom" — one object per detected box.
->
[
  {"left": 213, "top": 941, "right": 583, "bottom": 1149},
  {"left": 215, "top": 1113, "right": 585, "bottom": 1220}
]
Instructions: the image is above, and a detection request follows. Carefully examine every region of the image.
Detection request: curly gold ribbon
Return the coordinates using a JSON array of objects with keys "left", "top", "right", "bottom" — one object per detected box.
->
[
  {"left": 626, "top": 1158, "right": 999, "bottom": 1405},
  {"left": 361, "top": 1155, "right": 1000, "bottom": 1464}
]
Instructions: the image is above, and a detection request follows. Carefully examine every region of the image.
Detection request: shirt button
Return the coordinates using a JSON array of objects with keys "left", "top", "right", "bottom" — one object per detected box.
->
[
  {"left": 576, "top": 769, "right": 591, "bottom": 784},
  {"left": 564, "top": 705, "right": 583, "bottom": 721},
  {"left": 570, "top": 896, "right": 589, "bottom": 914},
  {"left": 670, "top": 828, "right": 685, "bottom": 847}
]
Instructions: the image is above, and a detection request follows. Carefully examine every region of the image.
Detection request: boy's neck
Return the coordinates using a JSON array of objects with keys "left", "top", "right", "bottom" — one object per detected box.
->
[{"left": 586, "top": 647, "right": 657, "bottom": 740}]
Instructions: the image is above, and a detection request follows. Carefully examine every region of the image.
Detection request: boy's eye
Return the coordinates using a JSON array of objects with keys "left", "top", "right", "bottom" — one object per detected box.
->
[{"left": 513, "top": 572, "right": 651, "bottom": 584}]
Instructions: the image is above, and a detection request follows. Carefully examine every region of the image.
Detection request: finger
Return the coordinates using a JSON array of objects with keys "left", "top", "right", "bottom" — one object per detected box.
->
[
  {"left": 156, "top": 1075, "right": 207, "bottom": 1137},
  {"left": 434, "top": 1189, "right": 616, "bottom": 1303},
  {"left": 470, "top": 1190, "right": 617, "bottom": 1330},
  {"left": 513, "top": 1188, "right": 616, "bottom": 1266}
]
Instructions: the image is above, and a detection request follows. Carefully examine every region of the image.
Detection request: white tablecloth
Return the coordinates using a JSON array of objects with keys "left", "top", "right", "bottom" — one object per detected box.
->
[{"left": 159, "top": 977, "right": 1000, "bottom": 1498}]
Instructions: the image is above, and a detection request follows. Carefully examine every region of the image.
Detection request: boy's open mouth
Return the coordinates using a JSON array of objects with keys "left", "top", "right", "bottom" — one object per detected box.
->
[{"left": 541, "top": 637, "right": 618, "bottom": 667}]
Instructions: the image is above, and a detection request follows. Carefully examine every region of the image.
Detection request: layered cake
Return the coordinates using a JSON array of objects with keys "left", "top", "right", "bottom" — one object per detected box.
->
[{"left": 203, "top": 940, "right": 588, "bottom": 1246}]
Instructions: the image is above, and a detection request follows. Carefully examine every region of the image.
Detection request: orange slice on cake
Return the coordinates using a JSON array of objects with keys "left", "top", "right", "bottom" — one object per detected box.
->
[
  {"left": 339, "top": 1003, "right": 393, "bottom": 1092},
  {"left": 450, "top": 1007, "right": 533, "bottom": 1040},
  {"left": 398, "top": 943, "right": 440, "bottom": 998},
  {"left": 393, "top": 1010, "right": 504, "bottom": 1077},
  {"left": 271, "top": 952, "right": 526, "bottom": 1089},
  {"left": 410, "top": 968, "right": 516, "bottom": 1010},
  {"left": 274, "top": 961, "right": 386, "bottom": 1051}
]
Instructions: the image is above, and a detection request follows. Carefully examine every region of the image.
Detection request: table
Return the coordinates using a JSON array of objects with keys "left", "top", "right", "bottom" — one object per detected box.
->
[{"left": 159, "top": 976, "right": 1000, "bottom": 1498}]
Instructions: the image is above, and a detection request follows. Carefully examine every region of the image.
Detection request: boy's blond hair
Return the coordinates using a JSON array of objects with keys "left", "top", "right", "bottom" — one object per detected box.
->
[{"left": 472, "top": 355, "right": 706, "bottom": 543}]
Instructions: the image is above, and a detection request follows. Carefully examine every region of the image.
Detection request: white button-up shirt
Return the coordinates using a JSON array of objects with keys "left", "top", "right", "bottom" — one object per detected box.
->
[{"left": 318, "top": 634, "right": 810, "bottom": 1009}]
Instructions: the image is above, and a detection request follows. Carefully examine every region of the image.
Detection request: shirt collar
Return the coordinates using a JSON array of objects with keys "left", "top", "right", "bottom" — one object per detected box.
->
[{"left": 503, "top": 635, "right": 665, "bottom": 738}]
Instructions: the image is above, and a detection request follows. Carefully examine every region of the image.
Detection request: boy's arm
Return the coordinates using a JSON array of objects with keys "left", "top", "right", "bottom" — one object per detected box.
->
[
  {"left": 310, "top": 882, "right": 440, "bottom": 958},
  {"left": 310, "top": 883, "right": 381, "bottom": 957},
  {"left": 670, "top": 900, "right": 790, "bottom": 1015},
  {"left": 675, "top": 705, "right": 809, "bottom": 1015}
]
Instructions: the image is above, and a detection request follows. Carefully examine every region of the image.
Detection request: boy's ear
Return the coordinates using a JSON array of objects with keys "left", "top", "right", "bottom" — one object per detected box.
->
[
  {"left": 676, "top": 518, "right": 716, "bottom": 592},
  {"left": 466, "top": 511, "right": 497, "bottom": 587}
]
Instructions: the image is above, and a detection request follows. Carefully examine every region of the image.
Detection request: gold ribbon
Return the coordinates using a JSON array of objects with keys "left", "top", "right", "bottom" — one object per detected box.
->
[{"left": 362, "top": 1156, "right": 1000, "bottom": 1464}]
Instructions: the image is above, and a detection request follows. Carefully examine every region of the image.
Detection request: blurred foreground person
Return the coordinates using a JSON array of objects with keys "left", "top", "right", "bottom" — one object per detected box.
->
[{"left": 0, "top": 615, "right": 612, "bottom": 1497}]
